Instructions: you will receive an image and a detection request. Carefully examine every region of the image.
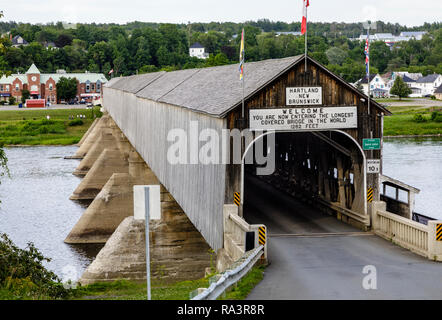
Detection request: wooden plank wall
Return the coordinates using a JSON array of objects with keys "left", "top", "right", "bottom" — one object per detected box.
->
[
  {"left": 225, "top": 60, "right": 383, "bottom": 207},
  {"left": 103, "top": 88, "right": 227, "bottom": 250}
]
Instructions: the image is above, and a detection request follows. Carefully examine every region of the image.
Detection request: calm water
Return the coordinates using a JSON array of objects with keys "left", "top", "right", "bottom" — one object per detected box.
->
[
  {"left": 383, "top": 137, "right": 442, "bottom": 220},
  {"left": 0, "top": 146, "right": 102, "bottom": 281},
  {"left": 0, "top": 139, "right": 440, "bottom": 279}
]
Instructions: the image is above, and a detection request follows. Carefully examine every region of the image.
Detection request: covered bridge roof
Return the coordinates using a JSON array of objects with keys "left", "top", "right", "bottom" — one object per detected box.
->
[{"left": 105, "top": 55, "right": 390, "bottom": 117}]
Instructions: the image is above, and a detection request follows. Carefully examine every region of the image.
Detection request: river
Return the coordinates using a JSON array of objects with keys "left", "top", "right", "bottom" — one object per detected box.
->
[{"left": 0, "top": 138, "right": 440, "bottom": 280}]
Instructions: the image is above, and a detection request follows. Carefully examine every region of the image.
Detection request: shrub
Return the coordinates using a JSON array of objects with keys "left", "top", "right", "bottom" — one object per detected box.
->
[
  {"left": 68, "top": 119, "right": 84, "bottom": 126},
  {"left": 412, "top": 114, "right": 426, "bottom": 123},
  {"left": 431, "top": 111, "right": 440, "bottom": 121},
  {"left": 0, "top": 233, "right": 69, "bottom": 299},
  {"left": 8, "top": 97, "right": 16, "bottom": 105}
]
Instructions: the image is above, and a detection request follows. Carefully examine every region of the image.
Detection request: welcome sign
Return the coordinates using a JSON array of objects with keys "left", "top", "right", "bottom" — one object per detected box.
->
[
  {"left": 286, "top": 87, "right": 322, "bottom": 106},
  {"left": 249, "top": 107, "right": 358, "bottom": 131}
]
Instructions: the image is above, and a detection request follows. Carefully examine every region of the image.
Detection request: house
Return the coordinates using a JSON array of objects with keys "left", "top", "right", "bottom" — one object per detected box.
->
[
  {"left": 357, "top": 74, "right": 388, "bottom": 98},
  {"left": 189, "top": 42, "right": 209, "bottom": 59},
  {"left": 0, "top": 63, "right": 108, "bottom": 103},
  {"left": 11, "top": 35, "right": 28, "bottom": 48},
  {"left": 276, "top": 31, "right": 302, "bottom": 37},
  {"left": 382, "top": 72, "right": 424, "bottom": 97},
  {"left": 415, "top": 74, "right": 442, "bottom": 96},
  {"left": 434, "top": 84, "right": 442, "bottom": 100},
  {"left": 400, "top": 31, "right": 427, "bottom": 40}
]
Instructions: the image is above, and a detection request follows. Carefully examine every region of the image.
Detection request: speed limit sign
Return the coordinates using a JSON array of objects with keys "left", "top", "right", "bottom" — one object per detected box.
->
[{"left": 367, "top": 159, "right": 380, "bottom": 174}]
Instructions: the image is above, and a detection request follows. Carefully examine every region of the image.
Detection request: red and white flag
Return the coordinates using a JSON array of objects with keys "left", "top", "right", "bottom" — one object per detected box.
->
[
  {"left": 301, "top": 0, "right": 310, "bottom": 35},
  {"left": 108, "top": 69, "right": 114, "bottom": 75}
]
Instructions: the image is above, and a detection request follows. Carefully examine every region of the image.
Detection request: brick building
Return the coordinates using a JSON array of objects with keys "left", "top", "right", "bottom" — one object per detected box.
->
[{"left": 0, "top": 64, "right": 108, "bottom": 104}]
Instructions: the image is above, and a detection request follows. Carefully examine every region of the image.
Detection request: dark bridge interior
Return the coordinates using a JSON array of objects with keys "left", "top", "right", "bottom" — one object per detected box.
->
[{"left": 243, "top": 131, "right": 365, "bottom": 234}]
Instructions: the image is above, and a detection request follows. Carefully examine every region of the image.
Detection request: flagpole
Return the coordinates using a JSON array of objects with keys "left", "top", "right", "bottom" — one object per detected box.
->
[{"left": 305, "top": 4, "right": 308, "bottom": 72}]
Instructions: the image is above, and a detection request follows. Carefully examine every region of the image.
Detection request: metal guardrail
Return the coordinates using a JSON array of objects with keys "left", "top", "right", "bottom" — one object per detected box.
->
[{"left": 191, "top": 245, "right": 264, "bottom": 300}]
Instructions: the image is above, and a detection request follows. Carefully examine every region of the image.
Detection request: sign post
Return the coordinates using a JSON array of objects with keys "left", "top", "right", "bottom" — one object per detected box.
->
[{"left": 133, "top": 185, "right": 161, "bottom": 301}]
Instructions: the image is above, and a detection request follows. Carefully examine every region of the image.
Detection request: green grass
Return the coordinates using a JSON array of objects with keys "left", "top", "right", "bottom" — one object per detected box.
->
[
  {"left": 0, "top": 108, "right": 101, "bottom": 145},
  {"left": 70, "top": 277, "right": 212, "bottom": 300},
  {"left": 69, "top": 264, "right": 266, "bottom": 300},
  {"left": 384, "top": 107, "right": 442, "bottom": 136},
  {"left": 219, "top": 265, "right": 266, "bottom": 300}
]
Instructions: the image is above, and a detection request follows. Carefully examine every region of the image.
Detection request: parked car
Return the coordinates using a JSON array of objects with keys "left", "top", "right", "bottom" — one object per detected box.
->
[{"left": 79, "top": 99, "right": 86, "bottom": 104}]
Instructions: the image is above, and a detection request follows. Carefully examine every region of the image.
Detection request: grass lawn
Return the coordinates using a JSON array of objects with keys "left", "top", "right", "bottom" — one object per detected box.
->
[
  {"left": 70, "top": 265, "right": 266, "bottom": 300},
  {"left": 383, "top": 106, "right": 442, "bottom": 136},
  {"left": 0, "top": 107, "right": 101, "bottom": 145}
]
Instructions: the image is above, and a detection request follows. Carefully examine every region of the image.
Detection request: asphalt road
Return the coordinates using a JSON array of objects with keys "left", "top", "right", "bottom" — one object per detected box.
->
[{"left": 244, "top": 175, "right": 442, "bottom": 300}]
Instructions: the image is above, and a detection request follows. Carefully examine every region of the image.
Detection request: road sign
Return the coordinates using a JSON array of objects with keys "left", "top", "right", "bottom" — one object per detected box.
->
[
  {"left": 363, "top": 138, "right": 381, "bottom": 150},
  {"left": 234, "top": 192, "right": 241, "bottom": 206},
  {"left": 367, "top": 159, "right": 380, "bottom": 174},
  {"left": 367, "top": 187, "right": 374, "bottom": 202},
  {"left": 437, "top": 224, "right": 442, "bottom": 241},
  {"left": 258, "top": 226, "right": 266, "bottom": 245}
]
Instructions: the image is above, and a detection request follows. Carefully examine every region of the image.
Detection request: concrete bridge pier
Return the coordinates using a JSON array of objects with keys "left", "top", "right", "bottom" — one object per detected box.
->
[
  {"left": 70, "top": 123, "right": 131, "bottom": 200},
  {"left": 77, "top": 150, "right": 213, "bottom": 284},
  {"left": 71, "top": 114, "right": 110, "bottom": 159}
]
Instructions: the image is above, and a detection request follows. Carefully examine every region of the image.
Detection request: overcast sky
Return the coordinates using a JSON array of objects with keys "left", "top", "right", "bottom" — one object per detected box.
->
[{"left": 2, "top": 0, "right": 441, "bottom": 27}]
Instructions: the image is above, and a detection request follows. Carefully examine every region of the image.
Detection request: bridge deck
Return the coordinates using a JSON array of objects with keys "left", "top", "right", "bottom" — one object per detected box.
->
[{"left": 244, "top": 175, "right": 442, "bottom": 299}]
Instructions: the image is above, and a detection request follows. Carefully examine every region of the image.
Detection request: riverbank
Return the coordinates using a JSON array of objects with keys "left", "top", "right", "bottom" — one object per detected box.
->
[
  {"left": 70, "top": 265, "right": 265, "bottom": 300},
  {"left": 382, "top": 105, "right": 441, "bottom": 137},
  {"left": 0, "top": 107, "right": 101, "bottom": 146}
]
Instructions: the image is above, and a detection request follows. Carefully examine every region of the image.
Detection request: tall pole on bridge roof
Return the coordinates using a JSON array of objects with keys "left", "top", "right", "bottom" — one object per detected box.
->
[
  {"left": 239, "top": 28, "right": 245, "bottom": 119},
  {"left": 301, "top": 0, "right": 310, "bottom": 72}
]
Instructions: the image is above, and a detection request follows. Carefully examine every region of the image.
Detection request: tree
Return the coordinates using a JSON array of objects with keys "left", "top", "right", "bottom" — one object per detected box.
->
[
  {"left": 390, "top": 76, "right": 412, "bottom": 100},
  {"left": 21, "top": 89, "right": 30, "bottom": 104},
  {"left": 56, "top": 77, "right": 77, "bottom": 102},
  {"left": 326, "top": 47, "right": 348, "bottom": 65}
]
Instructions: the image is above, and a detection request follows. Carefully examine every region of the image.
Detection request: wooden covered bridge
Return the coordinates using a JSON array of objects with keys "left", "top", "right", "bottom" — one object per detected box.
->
[
  {"left": 68, "top": 54, "right": 441, "bottom": 285},
  {"left": 102, "top": 55, "right": 390, "bottom": 251}
]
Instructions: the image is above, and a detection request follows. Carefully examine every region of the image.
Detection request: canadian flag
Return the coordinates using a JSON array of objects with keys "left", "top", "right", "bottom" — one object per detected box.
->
[
  {"left": 108, "top": 69, "right": 114, "bottom": 75},
  {"left": 301, "top": 0, "right": 310, "bottom": 35}
]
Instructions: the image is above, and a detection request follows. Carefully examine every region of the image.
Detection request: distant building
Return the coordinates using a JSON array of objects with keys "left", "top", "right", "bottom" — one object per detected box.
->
[
  {"left": 189, "top": 42, "right": 209, "bottom": 59},
  {"left": 415, "top": 74, "right": 442, "bottom": 96},
  {"left": 434, "top": 84, "right": 442, "bottom": 100},
  {"left": 0, "top": 64, "right": 108, "bottom": 104},
  {"left": 275, "top": 31, "right": 302, "bottom": 37},
  {"left": 399, "top": 31, "right": 427, "bottom": 40},
  {"left": 357, "top": 31, "right": 428, "bottom": 50},
  {"left": 356, "top": 74, "right": 388, "bottom": 98},
  {"left": 11, "top": 35, "right": 28, "bottom": 48}
]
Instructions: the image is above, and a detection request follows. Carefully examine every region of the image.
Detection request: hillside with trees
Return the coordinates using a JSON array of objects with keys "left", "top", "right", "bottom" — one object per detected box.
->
[{"left": 0, "top": 20, "right": 441, "bottom": 83}]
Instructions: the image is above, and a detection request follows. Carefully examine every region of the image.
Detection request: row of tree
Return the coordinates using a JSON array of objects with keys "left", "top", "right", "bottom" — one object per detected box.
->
[{"left": 0, "top": 21, "right": 441, "bottom": 83}]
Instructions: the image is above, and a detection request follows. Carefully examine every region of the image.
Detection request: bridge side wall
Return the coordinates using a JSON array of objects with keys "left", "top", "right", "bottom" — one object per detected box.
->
[{"left": 103, "top": 88, "right": 226, "bottom": 250}]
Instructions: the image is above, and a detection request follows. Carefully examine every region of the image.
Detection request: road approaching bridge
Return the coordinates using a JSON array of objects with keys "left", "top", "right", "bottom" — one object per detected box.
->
[{"left": 245, "top": 176, "right": 442, "bottom": 299}]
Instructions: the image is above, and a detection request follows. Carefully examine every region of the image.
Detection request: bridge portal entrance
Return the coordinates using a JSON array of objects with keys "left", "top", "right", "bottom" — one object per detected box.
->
[{"left": 241, "top": 130, "right": 369, "bottom": 233}]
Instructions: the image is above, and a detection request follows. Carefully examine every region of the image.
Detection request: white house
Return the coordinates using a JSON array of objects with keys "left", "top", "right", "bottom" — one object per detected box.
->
[
  {"left": 400, "top": 31, "right": 427, "bottom": 40},
  {"left": 415, "top": 74, "right": 442, "bottom": 96},
  {"left": 357, "top": 74, "right": 388, "bottom": 98},
  {"left": 189, "top": 42, "right": 209, "bottom": 59},
  {"left": 11, "top": 35, "right": 28, "bottom": 48}
]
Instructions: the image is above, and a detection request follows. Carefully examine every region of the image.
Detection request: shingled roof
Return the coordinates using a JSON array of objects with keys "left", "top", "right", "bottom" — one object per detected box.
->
[{"left": 105, "top": 55, "right": 390, "bottom": 117}]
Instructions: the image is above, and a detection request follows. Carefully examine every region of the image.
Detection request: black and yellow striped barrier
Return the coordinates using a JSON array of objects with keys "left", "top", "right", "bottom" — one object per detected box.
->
[
  {"left": 367, "top": 187, "right": 374, "bottom": 203},
  {"left": 234, "top": 192, "right": 241, "bottom": 206},
  {"left": 437, "top": 224, "right": 442, "bottom": 242},
  {"left": 258, "top": 226, "right": 266, "bottom": 245}
]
